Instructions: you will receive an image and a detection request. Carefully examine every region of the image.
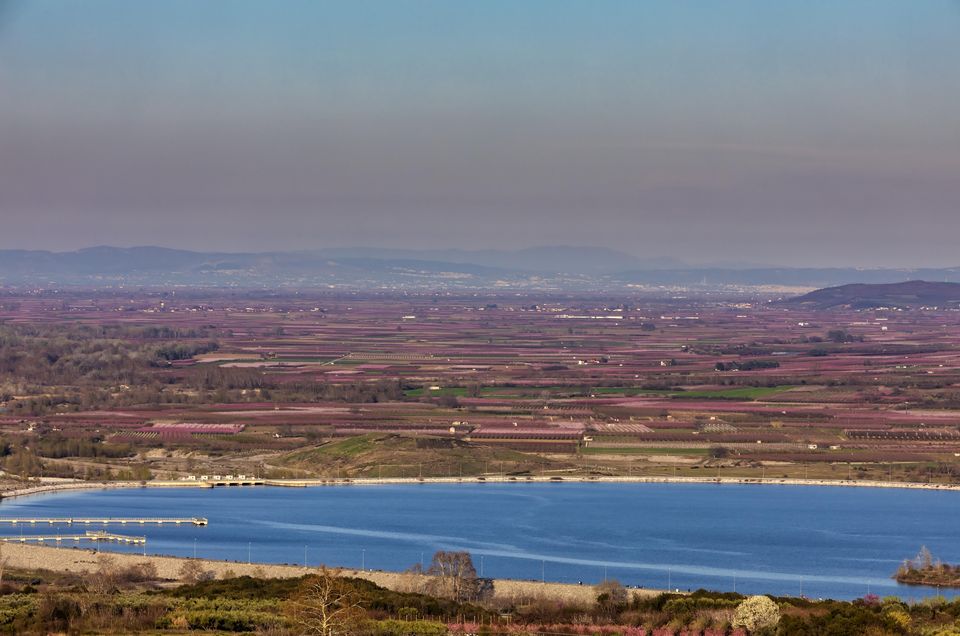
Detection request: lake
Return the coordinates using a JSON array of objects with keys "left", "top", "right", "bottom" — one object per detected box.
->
[{"left": 0, "top": 482, "right": 955, "bottom": 600}]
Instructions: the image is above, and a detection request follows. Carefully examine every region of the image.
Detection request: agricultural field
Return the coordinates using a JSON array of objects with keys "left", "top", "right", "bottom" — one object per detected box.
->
[{"left": 1, "top": 289, "right": 960, "bottom": 485}]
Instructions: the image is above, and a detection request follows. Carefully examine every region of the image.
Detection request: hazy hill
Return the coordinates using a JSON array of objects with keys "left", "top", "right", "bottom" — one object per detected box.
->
[
  {"left": 782, "top": 280, "right": 960, "bottom": 309},
  {"left": 2, "top": 246, "right": 960, "bottom": 290}
]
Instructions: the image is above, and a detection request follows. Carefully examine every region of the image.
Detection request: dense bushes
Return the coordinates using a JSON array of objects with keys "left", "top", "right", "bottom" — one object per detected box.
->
[{"left": 4, "top": 571, "right": 960, "bottom": 635}]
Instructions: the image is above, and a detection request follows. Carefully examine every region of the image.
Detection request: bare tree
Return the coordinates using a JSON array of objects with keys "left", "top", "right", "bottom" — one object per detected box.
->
[
  {"left": 426, "top": 550, "right": 479, "bottom": 602},
  {"left": 594, "top": 578, "right": 628, "bottom": 606},
  {"left": 285, "top": 567, "right": 366, "bottom": 636},
  {"left": 178, "top": 560, "right": 214, "bottom": 583}
]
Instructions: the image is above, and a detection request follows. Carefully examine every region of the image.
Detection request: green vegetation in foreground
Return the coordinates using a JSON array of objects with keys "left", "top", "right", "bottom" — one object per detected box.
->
[
  {"left": 0, "top": 566, "right": 483, "bottom": 635},
  {"left": 1, "top": 562, "right": 959, "bottom": 635}
]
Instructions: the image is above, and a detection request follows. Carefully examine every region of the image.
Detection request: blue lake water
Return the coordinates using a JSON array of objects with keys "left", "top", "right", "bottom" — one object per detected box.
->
[{"left": 0, "top": 483, "right": 956, "bottom": 601}]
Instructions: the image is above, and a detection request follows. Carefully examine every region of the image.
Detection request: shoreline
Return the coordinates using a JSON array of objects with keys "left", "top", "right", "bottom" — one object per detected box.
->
[
  {"left": 3, "top": 474, "right": 960, "bottom": 501},
  {"left": 0, "top": 541, "right": 666, "bottom": 605}
]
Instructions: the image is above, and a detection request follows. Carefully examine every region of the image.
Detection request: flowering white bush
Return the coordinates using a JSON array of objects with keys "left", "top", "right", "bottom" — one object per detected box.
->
[{"left": 732, "top": 595, "right": 781, "bottom": 633}]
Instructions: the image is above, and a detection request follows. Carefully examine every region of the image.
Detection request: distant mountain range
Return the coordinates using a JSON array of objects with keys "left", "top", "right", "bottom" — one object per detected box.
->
[
  {"left": 1, "top": 246, "right": 959, "bottom": 290},
  {"left": 781, "top": 280, "right": 960, "bottom": 309}
]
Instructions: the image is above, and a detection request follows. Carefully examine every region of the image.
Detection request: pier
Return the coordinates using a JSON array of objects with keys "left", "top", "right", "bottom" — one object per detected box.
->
[
  {"left": 0, "top": 517, "right": 207, "bottom": 526},
  {"left": 0, "top": 531, "right": 146, "bottom": 545}
]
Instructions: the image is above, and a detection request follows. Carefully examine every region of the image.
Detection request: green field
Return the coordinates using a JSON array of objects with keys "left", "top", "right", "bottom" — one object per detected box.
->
[
  {"left": 670, "top": 385, "right": 795, "bottom": 400},
  {"left": 581, "top": 446, "right": 712, "bottom": 456}
]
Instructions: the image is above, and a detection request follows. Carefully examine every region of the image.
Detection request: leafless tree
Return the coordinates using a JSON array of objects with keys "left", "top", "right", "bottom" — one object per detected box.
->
[
  {"left": 88, "top": 555, "right": 119, "bottom": 595},
  {"left": 178, "top": 560, "right": 214, "bottom": 583},
  {"left": 285, "top": 567, "right": 366, "bottom": 636},
  {"left": 426, "top": 550, "right": 479, "bottom": 602}
]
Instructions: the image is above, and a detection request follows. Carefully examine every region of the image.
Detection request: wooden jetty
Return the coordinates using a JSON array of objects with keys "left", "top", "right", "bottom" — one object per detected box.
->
[
  {"left": 0, "top": 517, "right": 207, "bottom": 526},
  {"left": 0, "top": 530, "right": 146, "bottom": 545}
]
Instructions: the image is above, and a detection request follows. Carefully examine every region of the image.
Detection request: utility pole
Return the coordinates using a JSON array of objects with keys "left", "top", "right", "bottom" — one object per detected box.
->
[{"left": 248, "top": 542, "right": 251, "bottom": 565}]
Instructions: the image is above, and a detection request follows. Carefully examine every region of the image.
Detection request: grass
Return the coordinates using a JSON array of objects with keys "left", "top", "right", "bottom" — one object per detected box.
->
[
  {"left": 281, "top": 434, "right": 386, "bottom": 462},
  {"left": 585, "top": 387, "right": 657, "bottom": 396},
  {"left": 670, "top": 385, "right": 795, "bottom": 400},
  {"left": 314, "top": 434, "right": 383, "bottom": 457},
  {"left": 274, "top": 433, "right": 569, "bottom": 478},
  {"left": 581, "top": 447, "right": 712, "bottom": 456}
]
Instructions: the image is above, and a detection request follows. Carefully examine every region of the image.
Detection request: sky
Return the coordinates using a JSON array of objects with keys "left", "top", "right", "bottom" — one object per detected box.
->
[{"left": 1, "top": 0, "right": 959, "bottom": 267}]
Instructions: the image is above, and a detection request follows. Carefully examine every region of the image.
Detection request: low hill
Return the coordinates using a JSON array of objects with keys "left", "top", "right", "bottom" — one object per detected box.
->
[
  {"left": 783, "top": 280, "right": 960, "bottom": 309},
  {"left": 272, "top": 433, "right": 571, "bottom": 478}
]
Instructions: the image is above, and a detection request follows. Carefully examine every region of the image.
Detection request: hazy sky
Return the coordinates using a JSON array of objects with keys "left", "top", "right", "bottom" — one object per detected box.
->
[{"left": 1, "top": 1, "right": 959, "bottom": 267}]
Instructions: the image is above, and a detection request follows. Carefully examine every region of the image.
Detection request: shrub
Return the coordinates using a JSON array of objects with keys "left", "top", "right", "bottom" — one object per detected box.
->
[
  {"left": 373, "top": 618, "right": 449, "bottom": 635},
  {"left": 179, "top": 561, "right": 215, "bottom": 584},
  {"left": 732, "top": 595, "right": 780, "bottom": 633}
]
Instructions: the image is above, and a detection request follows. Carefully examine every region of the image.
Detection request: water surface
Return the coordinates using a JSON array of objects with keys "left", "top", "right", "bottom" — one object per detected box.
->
[{"left": 1, "top": 483, "right": 955, "bottom": 600}]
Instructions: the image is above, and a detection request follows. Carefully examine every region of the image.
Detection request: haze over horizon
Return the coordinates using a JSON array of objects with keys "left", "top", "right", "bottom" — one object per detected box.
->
[{"left": 2, "top": 1, "right": 959, "bottom": 268}]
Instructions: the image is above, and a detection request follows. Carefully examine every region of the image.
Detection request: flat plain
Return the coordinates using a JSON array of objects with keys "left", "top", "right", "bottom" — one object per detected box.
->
[{"left": 1, "top": 289, "right": 959, "bottom": 487}]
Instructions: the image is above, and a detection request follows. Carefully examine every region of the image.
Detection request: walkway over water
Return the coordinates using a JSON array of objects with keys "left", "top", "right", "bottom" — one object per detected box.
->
[
  {"left": 0, "top": 531, "right": 146, "bottom": 544},
  {"left": 0, "top": 517, "right": 207, "bottom": 526}
]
